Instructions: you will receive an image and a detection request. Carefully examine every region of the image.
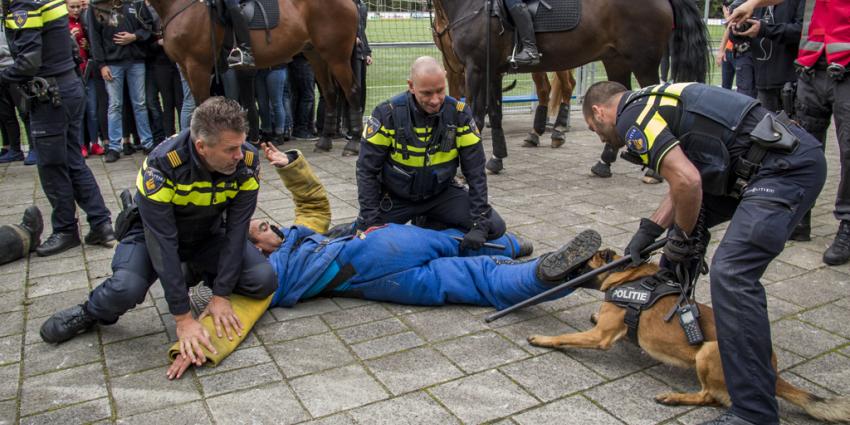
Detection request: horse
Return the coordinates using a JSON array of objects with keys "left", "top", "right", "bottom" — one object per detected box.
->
[
  {"left": 432, "top": 0, "right": 710, "bottom": 173},
  {"left": 432, "top": 10, "right": 576, "bottom": 149},
  {"left": 89, "top": 0, "right": 362, "bottom": 155}
]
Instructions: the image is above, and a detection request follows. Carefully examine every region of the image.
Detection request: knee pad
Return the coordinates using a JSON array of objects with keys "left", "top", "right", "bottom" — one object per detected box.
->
[{"left": 88, "top": 270, "right": 150, "bottom": 324}]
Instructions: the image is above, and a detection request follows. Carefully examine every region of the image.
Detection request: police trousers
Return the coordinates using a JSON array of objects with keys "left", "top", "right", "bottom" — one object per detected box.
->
[
  {"left": 85, "top": 227, "right": 277, "bottom": 323},
  {"left": 377, "top": 185, "right": 507, "bottom": 239},
  {"left": 0, "top": 224, "right": 30, "bottom": 265},
  {"left": 307, "top": 224, "right": 564, "bottom": 310},
  {"left": 705, "top": 121, "right": 826, "bottom": 424},
  {"left": 30, "top": 71, "right": 111, "bottom": 234}
]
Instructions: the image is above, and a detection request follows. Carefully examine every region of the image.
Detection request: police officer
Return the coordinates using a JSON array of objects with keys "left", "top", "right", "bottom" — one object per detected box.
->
[
  {"left": 40, "top": 98, "right": 277, "bottom": 368},
  {"left": 582, "top": 81, "right": 826, "bottom": 425},
  {"left": 732, "top": 0, "right": 850, "bottom": 263},
  {"left": 356, "top": 56, "right": 508, "bottom": 251},
  {"left": 504, "top": 0, "right": 540, "bottom": 66},
  {"left": 1, "top": 0, "right": 114, "bottom": 256}
]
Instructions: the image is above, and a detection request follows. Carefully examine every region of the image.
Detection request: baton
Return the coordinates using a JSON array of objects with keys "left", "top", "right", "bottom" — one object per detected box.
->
[
  {"left": 450, "top": 236, "right": 506, "bottom": 250},
  {"left": 484, "top": 238, "right": 668, "bottom": 323}
]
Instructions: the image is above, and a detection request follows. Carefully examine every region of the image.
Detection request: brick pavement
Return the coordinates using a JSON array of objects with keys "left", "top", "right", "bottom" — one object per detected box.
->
[{"left": 0, "top": 115, "right": 847, "bottom": 424}]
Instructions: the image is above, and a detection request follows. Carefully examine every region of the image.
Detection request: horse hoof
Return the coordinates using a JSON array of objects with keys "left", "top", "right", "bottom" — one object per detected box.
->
[
  {"left": 590, "top": 161, "right": 612, "bottom": 178},
  {"left": 314, "top": 138, "right": 332, "bottom": 152},
  {"left": 342, "top": 140, "right": 359, "bottom": 157},
  {"left": 522, "top": 132, "right": 540, "bottom": 148},
  {"left": 485, "top": 157, "right": 503, "bottom": 174}
]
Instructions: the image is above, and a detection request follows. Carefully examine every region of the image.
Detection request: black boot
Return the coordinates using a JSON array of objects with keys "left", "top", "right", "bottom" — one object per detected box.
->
[
  {"left": 36, "top": 232, "right": 81, "bottom": 257},
  {"left": 507, "top": 3, "right": 541, "bottom": 66},
  {"left": 227, "top": 7, "right": 255, "bottom": 69},
  {"left": 40, "top": 304, "right": 97, "bottom": 343},
  {"left": 823, "top": 220, "right": 850, "bottom": 265},
  {"left": 590, "top": 161, "right": 612, "bottom": 178},
  {"left": 84, "top": 222, "right": 116, "bottom": 247},
  {"left": 536, "top": 229, "right": 601, "bottom": 284},
  {"left": 515, "top": 236, "right": 534, "bottom": 257},
  {"left": 697, "top": 412, "right": 756, "bottom": 425},
  {"left": 20, "top": 206, "right": 43, "bottom": 251},
  {"left": 789, "top": 210, "right": 811, "bottom": 241}
]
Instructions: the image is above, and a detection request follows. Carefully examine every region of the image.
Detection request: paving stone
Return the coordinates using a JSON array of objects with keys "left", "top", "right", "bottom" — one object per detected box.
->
[
  {"left": 776, "top": 243, "right": 831, "bottom": 270},
  {"left": 430, "top": 370, "right": 538, "bottom": 424},
  {"left": 563, "top": 339, "right": 659, "bottom": 380},
  {"left": 268, "top": 332, "right": 354, "bottom": 378},
  {"left": 117, "top": 401, "right": 211, "bottom": 425},
  {"left": 0, "top": 290, "right": 24, "bottom": 314},
  {"left": 27, "top": 270, "right": 89, "bottom": 299},
  {"left": 676, "top": 407, "right": 728, "bottom": 425},
  {"left": 762, "top": 260, "right": 809, "bottom": 283},
  {"left": 194, "top": 346, "right": 273, "bottom": 377},
  {"left": 586, "top": 373, "right": 691, "bottom": 424},
  {"left": 766, "top": 268, "right": 850, "bottom": 308},
  {"left": 767, "top": 295, "right": 806, "bottom": 322},
  {"left": 797, "top": 304, "right": 850, "bottom": 338},
  {"left": 23, "top": 332, "right": 99, "bottom": 377},
  {"left": 255, "top": 315, "right": 329, "bottom": 344},
  {"left": 290, "top": 364, "right": 388, "bottom": 417},
  {"left": 771, "top": 319, "right": 847, "bottom": 357},
  {"left": 269, "top": 298, "right": 341, "bottom": 322},
  {"left": 554, "top": 302, "right": 602, "bottom": 333},
  {"left": 0, "top": 335, "right": 20, "bottom": 366},
  {"left": 0, "top": 271, "right": 24, "bottom": 294},
  {"left": 19, "top": 362, "right": 107, "bottom": 416},
  {"left": 332, "top": 296, "right": 375, "bottom": 309},
  {"left": 350, "top": 331, "right": 424, "bottom": 360},
  {"left": 100, "top": 307, "right": 164, "bottom": 344},
  {"left": 513, "top": 395, "right": 622, "bottom": 425},
  {"left": 199, "top": 362, "right": 283, "bottom": 397},
  {"left": 790, "top": 352, "right": 850, "bottom": 395},
  {"left": 321, "top": 304, "right": 393, "bottom": 329},
  {"left": 0, "top": 363, "right": 19, "bottom": 400},
  {"left": 336, "top": 317, "right": 409, "bottom": 344},
  {"left": 435, "top": 331, "right": 529, "bottom": 373},
  {"left": 209, "top": 383, "right": 311, "bottom": 425},
  {"left": 0, "top": 311, "right": 23, "bottom": 337},
  {"left": 0, "top": 399, "right": 15, "bottom": 425},
  {"left": 496, "top": 315, "right": 571, "bottom": 354},
  {"left": 111, "top": 366, "right": 202, "bottom": 417},
  {"left": 349, "top": 392, "right": 459, "bottom": 425},
  {"left": 500, "top": 352, "right": 605, "bottom": 401},
  {"left": 0, "top": 256, "right": 26, "bottom": 277},
  {"left": 20, "top": 397, "right": 111, "bottom": 425},
  {"left": 104, "top": 332, "right": 171, "bottom": 377},
  {"left": 366, "top": 347, "right": 464, "bottom": 395},
  {"left": 404, "top": 306, "right": 489, "bottom": 342},
  {"left": 28, "top": 257, "right": 85, "bottom": 279},
  {"left": 25, "top": 288, "right": 89, "bottom": 319}
]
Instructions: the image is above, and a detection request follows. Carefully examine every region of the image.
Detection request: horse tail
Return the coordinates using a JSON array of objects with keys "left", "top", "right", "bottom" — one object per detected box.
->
[
  {"left": 502, "top": 79, "right": 518, "bottom": 93},
  {"left": 668, "top": 0, "right": 709, "bottom": 83}
]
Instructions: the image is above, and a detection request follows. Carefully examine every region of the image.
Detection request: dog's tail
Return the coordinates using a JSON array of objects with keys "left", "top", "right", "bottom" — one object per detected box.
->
[{"left": 777, "top": 377, "right": 850, "bottom": 422}]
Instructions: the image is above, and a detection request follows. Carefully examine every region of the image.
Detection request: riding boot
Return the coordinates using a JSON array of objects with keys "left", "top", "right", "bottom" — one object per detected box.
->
[
  {"left": 227, "top": 5, "right": 256, "bottom": 69},
  {"left": 507, "top": 3, "right": 541, "bottom": 66}
]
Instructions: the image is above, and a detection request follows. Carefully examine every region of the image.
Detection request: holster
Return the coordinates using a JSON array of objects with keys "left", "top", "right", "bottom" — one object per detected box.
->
[
  {"left": 749, "top": 112, "right": 799, "bottom": 154},
  {"left": 114, "top": 190, "right": 141, "bottom": 241},
  {"left": 8, "top": 83, "right": 32, "bottom": 114}
]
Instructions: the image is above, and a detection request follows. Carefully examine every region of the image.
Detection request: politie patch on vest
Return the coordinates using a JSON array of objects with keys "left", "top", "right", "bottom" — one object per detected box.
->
[
  {"left": 607, "top": 287, "right": 652, "bottom": 305},
  {"left": 12, "top": 10, "right": 28, "bottom": 27},
  {"left": 625, "top": 125, "right": 649, "bottom": 154},
  {"left": 364, "top": 116, "right": 381, "bottom": 139},
  {"left": 142, "top": 167, "right": 166, "bottom": 196}
]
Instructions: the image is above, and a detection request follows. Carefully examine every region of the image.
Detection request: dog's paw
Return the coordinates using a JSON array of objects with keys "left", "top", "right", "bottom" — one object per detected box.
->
[
  {"left": 654, "top": 393, "right": 682, "bottom": 406},
  {"left": 527, "top": 335, "right": 556, "bottom": 347}
]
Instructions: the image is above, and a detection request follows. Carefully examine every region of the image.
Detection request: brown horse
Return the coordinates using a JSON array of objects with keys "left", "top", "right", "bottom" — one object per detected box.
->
[
  {"left": 90, "top": 0, "right": 361, "bottom": 155},
  {"left": 432, "top": 0, "right": 709, "bottom": 173}
]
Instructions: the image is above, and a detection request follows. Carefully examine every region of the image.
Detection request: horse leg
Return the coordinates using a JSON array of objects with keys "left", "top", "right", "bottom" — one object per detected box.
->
[
  {"left": 485, "top": 75, "right": 506, "bottom": 174},
  {"left": 550, "top": 69, "right": 574, "bottom": 148},
  {"left": 523, "top": 72, "right": 549, "bottom": 148},
  {"left": 181, "top": 59, "right": 212, "bottom": 107}
]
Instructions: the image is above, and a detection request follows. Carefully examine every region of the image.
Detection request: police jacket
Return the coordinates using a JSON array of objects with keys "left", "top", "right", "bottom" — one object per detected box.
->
[
  {"left": 752, "top": 1, "right": 804, "bottom": 90},
  {"left": 86, "top": 1, "right": 151, "bottom": 69},
  {"left": 356, "top": 92, "right": 489, "bottom": 226},
  {"left": 135, "top": 129, "right": 261, "bottom": 315},
  {"left": 1, "top": 0, "right": 77, "bottom": 83},
  {"left": 616, "top": 83, "right": 760, "bottom": 196}
]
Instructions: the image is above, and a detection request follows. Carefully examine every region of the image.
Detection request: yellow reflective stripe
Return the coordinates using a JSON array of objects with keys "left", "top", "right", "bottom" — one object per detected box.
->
[
  {"left": 430, "top": 150, "right": 459, "bottom": 166},
  {"left": 457, "top": 132, "right": 480, "bottom": 148},
  {"left": 389, "top": 152, "right": 423, "bottom": 167},
  {"left": 4, "top": 0, "right": 67, "bottom": 29},
  {"left": 239, "top": 177, "right": 259, "bottom": 191},
  {"left": 659, "top": 96, "right": 678, "bottom": 107},
  {"left": 635, "top": 97, "right": 655, "bottom": 125},
  {"left": 5, "top": 15, "right": 43, "bottom": 29},
  {"left": 366, "top": 131, "right": 393, "bottom": 147},
  {"left": 135, "top": 169, "right": 176, "bottom": 203},
  {"left": 392, "top": 142, "right": 426, "bottom": 153},
  {"left": 654, "top": 141, "right": 680, "bottom": 173},
  {"left": 661, "top": 82, "right": 691, "bottom": 96},
  {"left": 39, "top": 2, "right": 67, "bottom": 24},
  {"left": 244, "top": 151, "right": 254, "bottom": 167},
  {"left": 644, "top": 112, "right": 668, "bottom": 147},
  {"left": 174, "top": 181, "right": 211, "bottom": 191}
]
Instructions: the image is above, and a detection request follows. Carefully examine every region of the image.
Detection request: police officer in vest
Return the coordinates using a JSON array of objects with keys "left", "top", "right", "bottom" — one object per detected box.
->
[
  {"left": 733, "top": 0, "right": 850, "bottom": 264},
  {"left": 356, "top": 56, "right": 509, "bottom": 251},
  {"left": 40, "top": 98, "right": 277, "bottom": 369},
  {"left": 1, "top": 0, "right": 114, "bottom": 256},
  {"left": 583, "top": 81, "right": 826, "bottom": 425}
]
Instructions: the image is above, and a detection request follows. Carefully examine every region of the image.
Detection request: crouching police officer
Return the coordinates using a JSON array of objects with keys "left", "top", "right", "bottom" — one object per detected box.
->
[
  {"left": 583, "top": 81, "right": 825, "bottom": 425},
  {"left": 356, "top": 56, "right": 508, "bottom": 251},
  {"left": 1, "top": 0, "right": 114, "bottom": 256},
  {"left": 41, "top": 98, "right": 277, "bottom": 368}
]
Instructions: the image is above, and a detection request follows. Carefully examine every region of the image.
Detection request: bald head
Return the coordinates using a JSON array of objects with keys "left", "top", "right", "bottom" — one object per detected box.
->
[{"left": 409, "top": 56, "right": 445, "bottom": 81}]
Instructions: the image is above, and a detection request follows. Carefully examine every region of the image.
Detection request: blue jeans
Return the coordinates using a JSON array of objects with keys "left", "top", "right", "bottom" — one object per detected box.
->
[
  {"left": 734, "top": 53, "right": 757, "bottom": 99},
  {"left": 180, "top": 72, "right": 196, "bottom": 131},
  {"left": 721, "top": 50, "right": 736, "bottom": 90},
  {"left": 256, "top": 67, "right": 288, "bottom": 134},
  {"left": 105, "top": 62, "right": 153, "bottom": 151}
]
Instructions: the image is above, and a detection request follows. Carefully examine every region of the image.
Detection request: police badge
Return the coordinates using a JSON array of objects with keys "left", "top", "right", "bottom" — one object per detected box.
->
[
  {"left": 143, "top": 167, "right": 166, "bottom": 195},
  {"left": 364, "top": 116, "right": 381, "bottom": 139},
  {"left": 12, "top": 10, "right": 28, "bottom": 28},
  {"left": 625, "top": 125, "right": 649, "bottom": 154}
]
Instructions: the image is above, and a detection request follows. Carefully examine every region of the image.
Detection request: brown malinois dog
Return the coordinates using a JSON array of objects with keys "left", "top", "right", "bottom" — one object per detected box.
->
[{"left": 528, "top": 249, "right": 850, "bottom": 423}]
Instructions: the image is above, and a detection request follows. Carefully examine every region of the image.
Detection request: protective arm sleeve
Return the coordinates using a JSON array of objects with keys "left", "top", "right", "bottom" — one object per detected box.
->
[
  {"left": 275, "top": 150, "right": 331, "bottom": 234},
  {"left": 457, "top": 125, "right": 491, "bottom": 227},
  {"left": 355, "top": 137, "right": 388, "bottom": 229},
  {"left": 213, "top": 176, "right": 259, "bottom": 298},
  {"left": 137, "top": 195, "right": 189, "bottom": 315}
]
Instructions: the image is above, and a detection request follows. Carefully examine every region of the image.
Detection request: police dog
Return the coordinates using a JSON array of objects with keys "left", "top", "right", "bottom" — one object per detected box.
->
[{"left": 528, "top": 249, "right": 850, "bottom": 423}]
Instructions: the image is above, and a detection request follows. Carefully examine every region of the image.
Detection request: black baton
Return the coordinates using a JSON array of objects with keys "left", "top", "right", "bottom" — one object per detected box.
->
[
  {"left": 484, "top": 238, "right": 668, "bottom": 323},
  {"left": 450, "top": 236, "right": 506, "bottom": 250}
]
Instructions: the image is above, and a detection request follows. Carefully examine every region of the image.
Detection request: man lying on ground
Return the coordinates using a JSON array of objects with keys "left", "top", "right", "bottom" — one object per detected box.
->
[{"left": 166, "top": 143, "right": 602, "bottom": 379}]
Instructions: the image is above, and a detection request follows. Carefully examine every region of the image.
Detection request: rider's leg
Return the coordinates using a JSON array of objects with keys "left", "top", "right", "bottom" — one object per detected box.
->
[
  {"left": 225, "top": 0, "right": 255, "bottom": 68},
  {"left": 505, "top": 0, "right": 540, "bottom": 66}
]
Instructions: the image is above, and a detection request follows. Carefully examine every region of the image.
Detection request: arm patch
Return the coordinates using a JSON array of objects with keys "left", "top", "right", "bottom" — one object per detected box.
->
[
  {"left": 364, "top": 116, "right": 381, "bottom": 139},
  {"left": 625, "top": 125, "right": 649, "bottom": 154},
  {"left": 142, "top": 167, "right": 166, "bottom": 196}
]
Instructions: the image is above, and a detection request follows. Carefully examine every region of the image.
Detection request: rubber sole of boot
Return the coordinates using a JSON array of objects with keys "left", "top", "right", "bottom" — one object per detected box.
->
[{"left": 538, "top": 229, "right": 602, "bottom": 283}]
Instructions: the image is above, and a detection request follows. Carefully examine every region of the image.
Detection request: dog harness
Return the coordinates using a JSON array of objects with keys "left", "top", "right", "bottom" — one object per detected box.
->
[{"left": 605, "top": 271, "right": 683, "bottom": 344}]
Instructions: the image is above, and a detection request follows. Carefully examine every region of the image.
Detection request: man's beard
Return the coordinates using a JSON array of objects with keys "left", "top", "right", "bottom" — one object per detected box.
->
[{"left": 593, "top": 119, "right": 625, "bottom": 150}]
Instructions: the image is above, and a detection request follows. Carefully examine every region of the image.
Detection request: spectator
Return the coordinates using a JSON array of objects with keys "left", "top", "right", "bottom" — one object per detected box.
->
[
  {"left": 87, "top": 1, "right": 155, "bottom": 163},
  {"left": 68, "top": 0, "right": 105, "bottom": 158},
  {"left": 255, "top": 64, "right": 289, "bottom": 145},
  {"left": 179, "top": 72, "right": 195, "bottom": 131},
  {"left": 221, "top": 68, "right": 260, "bottom": 145},
  {"left": 726, "top": 2, "right": 757, "bottom": 98},
  {"left": 81, "top": 0, "right": 110, "bottom": 157},
  {"left": 717, "top": 5, "right": 737, "bottom": 90},
  {"left": 289, "top": 53, "right": 318, "bottom": 140},
  {"left": 0, "top": 29, "right": 27, "bottom": 163},
  {"left": 142, "top": 1, "right": 183, "bottom": 143}
]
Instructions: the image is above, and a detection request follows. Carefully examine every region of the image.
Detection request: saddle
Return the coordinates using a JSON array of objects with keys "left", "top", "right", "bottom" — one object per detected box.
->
[
  {"left": 491, "top": 0, "right": 581, "bottom": 33},
  {"left": 211, "top": 0, "right": 279, "bottom": 31}
]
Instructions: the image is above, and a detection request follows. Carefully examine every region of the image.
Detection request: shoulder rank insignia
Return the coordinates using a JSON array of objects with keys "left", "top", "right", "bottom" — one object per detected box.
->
[
  {"left": 244, "top": 150, "right": 255, "bottom": 167},
  {"left": 142, "top": 167, "right": 166, "bottom": 195},
  {"left": 166, "top": 150, "right": 182, "bottom": 168},
  {"left": 625, "top": 125, "right": 649, "bottom": 154},
  {"left": 12, "top": 10, "right": 28, "bottom": 27},
  {"left": 364, "top": 116, "right": 381, "bottom": 139},
  {"left": 456, "top": 101, "right": 465, "bottom": 112}
]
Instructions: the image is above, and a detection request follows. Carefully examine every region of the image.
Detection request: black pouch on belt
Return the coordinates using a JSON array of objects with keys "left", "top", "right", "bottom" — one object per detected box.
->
[{"left": 749, "top": 112, "right": 799, "bottom": 154}]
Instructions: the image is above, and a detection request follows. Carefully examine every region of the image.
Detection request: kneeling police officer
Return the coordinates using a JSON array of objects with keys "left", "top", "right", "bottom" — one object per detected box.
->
[
  {"left": 41, "top": 98, "right": 277, "bottom": 367},
  {"left": 583, "top": 81, "right": 826, "bottom": 425},
  {"left": 2, "top": 0, "right": 114, "bottom": 256},
  {"left": 356, "top": 56, "right": 508, "bottom": 251}
]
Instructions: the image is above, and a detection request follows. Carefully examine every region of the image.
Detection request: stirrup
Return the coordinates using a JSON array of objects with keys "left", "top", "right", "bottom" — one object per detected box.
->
[{"left": 227, "top": 48, "right": 255, "bottom": 69}]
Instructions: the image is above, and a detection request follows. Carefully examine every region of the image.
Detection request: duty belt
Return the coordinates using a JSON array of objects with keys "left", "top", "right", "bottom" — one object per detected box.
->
[{"left": 731, "top": 111, "right": 800, "bottom": 198}]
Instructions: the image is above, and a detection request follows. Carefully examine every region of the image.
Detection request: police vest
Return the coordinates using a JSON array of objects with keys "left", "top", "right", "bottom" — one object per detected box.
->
[
  {"left": 621, "top": 83, "right": 760, "bottom": 196},
  {"left": 381, "top": 93, "right": 462, "bottom": 202},
  {"left": 796, "top": 0, "right": 850, "bottom": 68}
]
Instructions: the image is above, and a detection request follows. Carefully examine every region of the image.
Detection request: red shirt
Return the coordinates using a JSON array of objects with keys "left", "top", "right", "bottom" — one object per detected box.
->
[{"left": 68, "top": 14, "right": 89, "bottom": 73}]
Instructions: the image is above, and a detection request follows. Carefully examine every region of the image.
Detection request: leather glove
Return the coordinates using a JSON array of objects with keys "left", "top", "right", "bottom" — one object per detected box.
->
[
  {"left": 663, "top": 225, "right": 701, "bottom": 265},
  {"left": 625, "top": 218, "right": 665, "bottom": 266},
  {"left": 461, "top": 224, "right": 488, "bottom": 251},
  {"left": 326, "top": 222, "right": 357, "bottom": 239}
]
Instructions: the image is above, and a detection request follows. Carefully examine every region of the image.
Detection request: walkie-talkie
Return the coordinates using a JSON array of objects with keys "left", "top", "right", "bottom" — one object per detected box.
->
[{"left": 678, "top": 304, "right": 704, "bottom": 345}]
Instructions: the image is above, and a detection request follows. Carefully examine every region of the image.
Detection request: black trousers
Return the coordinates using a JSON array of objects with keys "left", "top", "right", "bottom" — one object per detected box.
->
[
  {"left": 151, "top": 61, "right": 183, "bottom": 138},
  {"left": 85, "top": 227, "right": 277, "bottom": 322},
  {"left": 289, "top": 55, "right": 316, "bottom": 134},
  {"left": 0, "top": 82, "right": 29, "bottom": 151},
  {"left": 222, "top": 68, "right": 260, "bottom": 142},
  {"left": 0, "top": 224, "right": 29, "bottom": 265}
]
